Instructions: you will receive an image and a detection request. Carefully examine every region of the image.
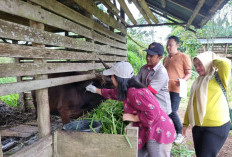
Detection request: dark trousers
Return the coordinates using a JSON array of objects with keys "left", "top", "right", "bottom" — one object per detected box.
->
[
  {"left": 168, "top": 92, "right": 182, "bottom": 134},
  {"left": 192, "top": 121, "right": 230, "bottom": 157}
]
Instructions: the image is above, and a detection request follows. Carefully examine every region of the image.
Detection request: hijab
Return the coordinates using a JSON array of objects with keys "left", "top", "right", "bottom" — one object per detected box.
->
[{"left": 188, "top": 51, "right": 217, "bottom": 126}]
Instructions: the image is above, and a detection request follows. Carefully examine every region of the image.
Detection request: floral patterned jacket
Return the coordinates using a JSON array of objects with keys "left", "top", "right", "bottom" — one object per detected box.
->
[{"left": 101, "top": 87, "right": 175, "bottom": 149}]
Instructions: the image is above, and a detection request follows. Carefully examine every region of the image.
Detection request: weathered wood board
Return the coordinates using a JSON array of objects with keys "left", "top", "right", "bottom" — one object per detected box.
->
[
  {"left": 9, "top": 135, "right": 53, "bottom": 157},
  {"left": 55, "top": 129, "right": 138, "bottom": 157},
  {"left": 0, "top": 19, "right": 126, "bottom": 56},
  {"left": 0, "top": 125, "right": 38, "bottom": 138}
]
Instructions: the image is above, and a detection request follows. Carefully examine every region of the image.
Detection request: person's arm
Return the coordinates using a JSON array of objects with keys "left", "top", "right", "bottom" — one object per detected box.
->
[
  {"left": 125, "top": 90, "right": 158, "bottom": 127},
  {"left": 183, "top": 54, "right": 192, "bottom": 81},
  {"left": 183, "top": 69, "right": 192, "bottom": 81},
  {"left": 123, "top": 113, "right": 140, "bottom": 122},
  {"left": 175, "top": 54, "right": 192, "bottom": 86},
  {"left": 182, "top": 105, "right": 190, "bottom": 137},
  {"left": 213, "top": 58, "right": 231, "bottom": 90},
  {"left": 86, "top": 84, "right": 118, "bottom": 100}
]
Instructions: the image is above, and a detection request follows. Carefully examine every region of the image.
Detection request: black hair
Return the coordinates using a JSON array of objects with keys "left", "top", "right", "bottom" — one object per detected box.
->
[
  {"left": 114, "top": 76, "right": 145, "bottom": 101},
  {"left": 168, "top": 35, "right": 179, "bottom": 44}
]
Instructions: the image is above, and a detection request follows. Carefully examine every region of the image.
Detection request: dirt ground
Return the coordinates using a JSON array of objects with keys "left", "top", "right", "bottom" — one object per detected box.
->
[
  {"left": 178, "top": 103, "right": 232, "bottom": 157},
  {"left": 1, "top": 100, "right": 232, "bottom": 156},
  {"left": 0, "top": 101, "right": 63, "bottom": 155}
]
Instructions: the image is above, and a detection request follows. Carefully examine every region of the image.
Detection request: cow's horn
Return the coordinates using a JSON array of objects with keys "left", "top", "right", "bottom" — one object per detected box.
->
[{"left": 99, "top": 58, "right": 110, "bottom": 69}]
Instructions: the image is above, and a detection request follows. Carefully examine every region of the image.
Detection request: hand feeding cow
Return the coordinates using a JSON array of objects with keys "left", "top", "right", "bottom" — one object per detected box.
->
[{"left": 32, "top": 60, "right": 112, "bottom": 124}]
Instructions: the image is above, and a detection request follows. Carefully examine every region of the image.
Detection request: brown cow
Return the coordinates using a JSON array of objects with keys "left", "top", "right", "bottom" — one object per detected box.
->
[{"left": 32, "top": 73, "right": 112, "bottom": 124}]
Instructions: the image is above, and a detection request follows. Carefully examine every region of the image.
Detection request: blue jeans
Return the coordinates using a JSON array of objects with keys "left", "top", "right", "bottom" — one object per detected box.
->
[{"left": 168, "top": 92, "right": 182, "bottom": 134}]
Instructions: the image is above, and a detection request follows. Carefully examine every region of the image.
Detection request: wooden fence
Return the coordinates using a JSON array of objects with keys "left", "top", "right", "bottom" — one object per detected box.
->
[{"left": 0, "top": 0, "right": 127, "bottom": 156}]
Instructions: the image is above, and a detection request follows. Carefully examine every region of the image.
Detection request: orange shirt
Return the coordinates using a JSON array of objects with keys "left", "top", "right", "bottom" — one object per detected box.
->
[{"left": 163, "top": 51, "right": 191, "bottom": 93}]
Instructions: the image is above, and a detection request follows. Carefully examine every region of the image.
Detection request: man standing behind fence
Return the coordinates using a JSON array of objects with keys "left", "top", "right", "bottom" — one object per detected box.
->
[
  {"left": 137, "top": 42, "right": 172, "bottom": 115},
  {"left": 164, "top": 36, "right": 192, "bottom": 144}
]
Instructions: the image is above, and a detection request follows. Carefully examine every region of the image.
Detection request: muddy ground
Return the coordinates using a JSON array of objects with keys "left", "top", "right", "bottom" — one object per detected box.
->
[
  {"left": 0, "top": 101, "right": 63, "bottom": 156},
  {"left": 178, "top": 105, "right": 232, "bottom": 157}
]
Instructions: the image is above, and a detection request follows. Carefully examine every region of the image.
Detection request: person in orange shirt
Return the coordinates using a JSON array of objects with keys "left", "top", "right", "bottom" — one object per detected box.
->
[{"left": 163, "top": 36, "right": 192, "bottom": 144}]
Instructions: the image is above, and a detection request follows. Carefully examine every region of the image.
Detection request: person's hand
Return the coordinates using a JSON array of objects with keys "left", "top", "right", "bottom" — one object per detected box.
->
[
  {"left": 182, "top": 126, "right": 188, "bottom": 137},
  {"left": 123, "top": 113, "right": 139, "bottom": 122},
  {"left": 175, "top": 79, "right": 180, "bottom": 86},
  {"left": 86, "top": 84, "right": 97, "bottom": 93}
]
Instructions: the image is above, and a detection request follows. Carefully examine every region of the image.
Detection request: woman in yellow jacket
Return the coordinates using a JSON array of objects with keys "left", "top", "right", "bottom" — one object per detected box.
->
[{"left": 182, "top": 51, "right": 231, "bottom": 157}]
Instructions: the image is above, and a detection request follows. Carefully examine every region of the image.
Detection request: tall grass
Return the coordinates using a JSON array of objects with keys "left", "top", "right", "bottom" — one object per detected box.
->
[{"left": 86, "top": 99, "right": 127, "bottom": 134}]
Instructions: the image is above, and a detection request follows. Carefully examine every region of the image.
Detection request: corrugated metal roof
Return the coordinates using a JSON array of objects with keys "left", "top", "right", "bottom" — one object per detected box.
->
[
  {"left": 146, "top": 0, "right": 229, "bottom": 28},
  {"left": 198, "top": 37, "right": 232, "bottom": 44}
]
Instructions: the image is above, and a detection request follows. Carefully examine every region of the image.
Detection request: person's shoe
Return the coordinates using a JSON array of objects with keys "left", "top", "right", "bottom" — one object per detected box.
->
[{"left": 174, "top": 134, "right": 184, "bottom": 144}]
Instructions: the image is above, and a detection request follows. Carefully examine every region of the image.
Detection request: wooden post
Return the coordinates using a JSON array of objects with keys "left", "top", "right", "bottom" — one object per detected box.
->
[
  {"left": 84, "top": 10, "right": 96, "bottom": 74},
  {"left": 225, "top": 43, "right": 228, "bottom": 58},
  {"left": 13, "top": 40, "right": 25, "bottom": 111},
  {"left": 0, "top": 134, "right": 3, "bottom": 157},
  {"left": 29, "top": 20, "right": 50, "bottom": 138}
]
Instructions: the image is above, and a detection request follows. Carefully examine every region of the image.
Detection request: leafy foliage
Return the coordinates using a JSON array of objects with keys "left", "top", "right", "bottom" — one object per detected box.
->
[
  {"left": 86, "top": 99, "right": 128, "bottom": 134},
  {"left": 172, "top": 144, "right": 195, "bottom": 157},
  {"left": 0, "top": 77, "right": 19, "bottom": 107}
]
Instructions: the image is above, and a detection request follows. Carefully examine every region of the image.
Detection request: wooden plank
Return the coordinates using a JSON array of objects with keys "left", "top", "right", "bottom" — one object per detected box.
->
[
  {"left": 29, "top": 19, "right": 51, "bottom": 139},
  {"left": 98, "top": 0, "right": 128, "bottom": 26},
  {"left": 0, "top": 19, "right": 127, "bottom": 56},
  {"left": 103, "top": 0, "right": 120, "bottom": 14},
  {"left": 186, "top": 0, "right": 205, "bottom": 29},
  {"left": 30, "top": 0, "right": 126, "bottom": 42},
  {"left": 0, "top": 125, "right": 38, "bottom": 138},
  {"left": 10, "top": 135, "right": 53, "bottom": 157},
  {"left": 161, "top": 0, "right": 166, "bottom": 8},
  {"left": 0, "top": 74, "right": 96, "bottom": 96},
  {"left": 0, "top": 0, "right": 126, "bottom": 49},
  {"left": 0, "top": 134, "right": 2, "bottom": 157},
  {"left": 138, "top": 0, "right": 159, "bottom": 23},
  {"left": 200, "top": 0, "right": 227, "bottom": 26},
  {"left": 0, "top": 43, "right": 127, "bottom": 61},
  {"left": 0, "top": 63, "right": 112, "bottom": 77},
  {"left": 56, "top": 130, "right": 137, "bottom": 157},
  {"left": 131, "top": 0, "right": 151, "bottom": 24},
  {"left": 53, "top": 131, "right": 58, "bottom": 157},
  {"left": 117, "top": 0, "right": 137, "bottom": 25},
  {"left": 73, "top": 0, "right": 127, "bottom": 34}
]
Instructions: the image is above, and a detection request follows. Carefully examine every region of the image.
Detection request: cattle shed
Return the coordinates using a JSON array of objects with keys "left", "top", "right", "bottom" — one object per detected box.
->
[
  {"left": 0, "top": 0, "right": 230, "bottom": 157},
  {"left": 198, "top": 37, "right": 232, "bottom": 59}
]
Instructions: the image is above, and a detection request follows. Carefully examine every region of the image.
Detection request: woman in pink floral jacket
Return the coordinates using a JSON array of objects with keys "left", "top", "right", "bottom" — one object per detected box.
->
[{"left": 86, "top": 61, "right": 175, "bottom": 157}]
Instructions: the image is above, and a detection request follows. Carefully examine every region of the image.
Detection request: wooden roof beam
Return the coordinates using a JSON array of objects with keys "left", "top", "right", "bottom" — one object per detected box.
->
[
  {"left": 200, "top": 0, "right": 227, "bottom": 26},
  {"left": 137, "top": 0, "right": 159, "bottom": 24},
  {"left": 161, "top": 0, "right": 166, "bottom": 8},
  {"left": 167, "top": 0, "right": 206, "bottom": 18},
  {"left": 127, "top": 22, "right": 186, "bottom": 27},
  {"left": 117, "top": 0, "right": 137, "bottom": 25},
  {"left": 102, "top": 0, "right": 120, "bottom": 14},
  {"left": 149, "top": 8, "right": 179, "bottom": 23},
  {"left": 73, "top": 0, "right": 126, "bottom": 34},
  {"left": 185, "top": 0, "right": 205, "bottom": 29},
  {"left": 131, "top": 0, "right": 152, "bottom": 24},
  {"left": 98, "top": 0, "right": 128, "bottom": 25}
]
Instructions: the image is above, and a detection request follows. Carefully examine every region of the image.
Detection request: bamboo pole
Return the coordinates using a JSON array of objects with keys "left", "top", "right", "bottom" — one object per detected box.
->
[
  {"left": 131, "top": 0, "right": 151, "bottom": 24},
  {"left": 186, "top": 0, "right": 205, "bottom": 29},
  {"left": 137, "top": 0, "right": 159, "bottom": 24},
  {"left": 117, "top": 0, "right": 137, "bottom": 25}
]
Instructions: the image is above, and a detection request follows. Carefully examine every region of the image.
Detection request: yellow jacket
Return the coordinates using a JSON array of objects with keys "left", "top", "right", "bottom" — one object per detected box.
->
[{"left": 184, "top": 58, "right": 231, "bottom": 127}]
